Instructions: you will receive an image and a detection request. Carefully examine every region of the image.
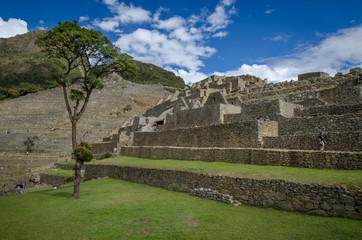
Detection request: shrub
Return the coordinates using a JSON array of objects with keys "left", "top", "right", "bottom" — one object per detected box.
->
[
  {"left": 23, "top": 136, "right": 39, "bottom": 153},
  {"left": 74, "top": 142, "right": 93, "bottom": 162},
  {"left": 7, "top": 89, "right": 19, "bottom": 98},
  {"left": 98, "top": 152, "right": 112, "bottom": 160}
]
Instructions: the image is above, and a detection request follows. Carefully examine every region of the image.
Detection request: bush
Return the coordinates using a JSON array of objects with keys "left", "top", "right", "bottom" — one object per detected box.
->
[
  {"left": 98, "top": 152, "right": 112, "bottom": 160},
  {"left": 74, "top": 142, "right": 93, "bottom": 162},
  {"left": 23, "top": 136, "right": 39, "bottom": 153},
  {"left": 7, "top": 89, "right": 19, "bottom": 98}
]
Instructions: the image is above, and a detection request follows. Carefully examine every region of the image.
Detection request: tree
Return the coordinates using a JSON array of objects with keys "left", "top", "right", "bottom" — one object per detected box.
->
[
  {"left": 23, "top": 136, "right": 39, "bottom": 153},
  {"left": 36, "top": 20, "right": 138, "bottom": 199}
]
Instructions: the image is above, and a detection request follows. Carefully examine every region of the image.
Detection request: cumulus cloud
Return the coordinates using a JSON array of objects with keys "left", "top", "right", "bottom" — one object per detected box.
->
[
  {"left": 79, "top": 16, "right": 90, "bottom": 22},
  {"left": 93, "top": 0, "right": 151, "bottom": 31},
  {"left": 0, "top": 17, "right": 28, "bottom": 38},
  {"left": 213, "top": 31, "right": 228, "bottom": 38},
  {"left": 100, "top": 0, "right": 236, "bottom": 83},
  {"left": 214, "top": 25, "right": 362, "bottom": 82},
  {"left": 115, "top": 28, "right": 216, "bottom": 72},
  {"left": 153, "top": 16, "right": 185, "bottom": 31},
  {"left": 203, "top": 2, "right": 236, "bottom": 33}
]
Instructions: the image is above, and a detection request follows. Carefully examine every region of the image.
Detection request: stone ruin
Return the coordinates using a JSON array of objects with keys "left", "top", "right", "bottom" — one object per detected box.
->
[
  {"left": 87, "top": 68, "right": 362, "bottom": 219},
  {"left": 92, "top": 68, "right": 361, "bottom": 164}
]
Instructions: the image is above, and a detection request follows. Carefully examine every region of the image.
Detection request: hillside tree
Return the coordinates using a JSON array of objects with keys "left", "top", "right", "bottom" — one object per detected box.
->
[{"left": 36, "top": 20, "right": 138, "bottom": 199}]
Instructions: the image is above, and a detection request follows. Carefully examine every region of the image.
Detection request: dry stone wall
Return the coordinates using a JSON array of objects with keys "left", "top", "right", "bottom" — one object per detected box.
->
[
  {"left": 133, "top": 121, "right": 277, "bottom": 148},
  {"left": 278, "top": 113, "right": 361, "bottom": 135},
  {"left": 263, "top": 132, "right": 361, "bottom": 152},
  {"left": 72, "top": 164, "right": 362, "bottom": 219},
  {"left": 120, "top": 146, "right": 362, "bottom": 170},
  {"left": 295, "top": 104, "right": 362, "bottom": 117},
  {"left": 161, "top": 104, "right": 240, "bottom": 130}
]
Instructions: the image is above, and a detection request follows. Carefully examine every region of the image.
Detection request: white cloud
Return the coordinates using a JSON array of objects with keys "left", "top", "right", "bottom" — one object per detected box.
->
[
  {"left": 153, "top": 16, "right": 185, "bottom": 31},
  {"left": 115, "top": 28, "right": 216, "bottom": 72},
  {"left": 94, "top": 1, "right": 151, "bottom": 31},
  {"left": 103, "top": 0, "right": 237, "bottom": 84},
  {"left": 0, "top": 17, "right": 28, "bottom": 38},
  {"left": 79, "top": 16, "right": 90, "bottom": 22},
  {"left": 170, "top": 68, "right": 208, "bottom": 84},
  {"left": 222, "top": 0, "right": 236, "bottom": 7},
  {"left": 204, "top": 4, "right": 234, "bottom": 32},
  {"left": 93, "top": 18, "right": 120, "bottom": 32},
  {"left": 213, "top": 25, "right": 362, "bottom": 82},
  {"left": 266, "top": 33, "right": 292, "bottom": 42},
  {"left": 265, "top": 9, "right": 274, "bottom": 14},
  {"left": 213, "top": 31, "right": 228, "bottom": 38}
]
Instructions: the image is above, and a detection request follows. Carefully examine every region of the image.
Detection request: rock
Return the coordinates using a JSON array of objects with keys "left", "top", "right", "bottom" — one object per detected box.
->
[{"left": 30, "top": 174, "right": 40, "bottom": 183}]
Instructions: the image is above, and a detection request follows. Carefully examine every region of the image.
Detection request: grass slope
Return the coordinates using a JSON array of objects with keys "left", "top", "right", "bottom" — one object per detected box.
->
[{"left": 0, "top": 178, "right": 361, "bottom": 240}]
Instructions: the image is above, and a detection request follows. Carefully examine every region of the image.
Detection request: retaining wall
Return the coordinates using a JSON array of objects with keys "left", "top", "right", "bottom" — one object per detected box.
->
[
  {"left": 162, "top": 104, "right": 241, "bottom": 130},
  {"left": 263, "top": 132, "right": 362, "bottom": 152},
  {"left": 295, "top": 104, "right": 362, "bottom": 117},
  {"left": 120, "top": 146, "right": 362, "bottom": 170},
  {"left": 133, "top": 121, "right": 277, "bottom": 148},
  {"left": 66, "top": 164, "right": 362, "bottom": 219},
  {"left": 278, "top": 113, "right": 361, "bottom": 135}
]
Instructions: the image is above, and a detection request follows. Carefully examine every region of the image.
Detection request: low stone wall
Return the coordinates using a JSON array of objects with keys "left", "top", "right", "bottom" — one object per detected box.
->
[
  {"left": 91, "top": 142, "right": 118, "bottom": 155},
  {"left": 120, "top": 146, "right": 362, "bottom": 170},
  {"left": 295, "top": 104, "right": 362, "bottom": 117},
  {"left": 263, "top": 132, "right": 362, "bottom": 152},
  {"left": 278, "top": 113, "right": 361, "bottom": 135},
  {"left": 133, "top": 121, "right": 277, "bottom": 148},
  {"left": 39, "top": 173, "right": 73, "bottom": 188},
  {"left": 70, "top": 164, "right": 362, "bottom": 219}
]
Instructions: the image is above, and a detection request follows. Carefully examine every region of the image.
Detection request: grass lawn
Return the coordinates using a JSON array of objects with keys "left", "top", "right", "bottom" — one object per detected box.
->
[
  {"left": 0, "top": 178, "right": 361, "bottom": 240},
  {"left": 90, "top": 156, "right": 362, "bottom": 188}
]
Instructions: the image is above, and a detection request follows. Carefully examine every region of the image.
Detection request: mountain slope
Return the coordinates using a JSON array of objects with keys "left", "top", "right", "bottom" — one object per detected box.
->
[{"left": 0, "top": 31, "right": 185, "bottom": 100}]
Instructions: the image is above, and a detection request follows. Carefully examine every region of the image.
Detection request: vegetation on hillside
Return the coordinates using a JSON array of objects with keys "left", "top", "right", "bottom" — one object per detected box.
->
[
  {"left": 0, "top": 30, "right": 185, "bottom": 101},
  {"left": 121, "top": 60, "right": 185, "bottom": 89}
]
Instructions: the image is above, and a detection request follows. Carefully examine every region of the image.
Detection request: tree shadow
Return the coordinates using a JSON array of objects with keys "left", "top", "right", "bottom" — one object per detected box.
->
[{"left": 31, "top": 187, "right": 73, "bottom": 198}]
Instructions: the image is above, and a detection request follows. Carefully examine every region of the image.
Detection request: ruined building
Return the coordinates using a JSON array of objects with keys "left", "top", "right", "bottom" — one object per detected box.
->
[{"left": 93, "top": 68, "right": 361, "bottom": 170}]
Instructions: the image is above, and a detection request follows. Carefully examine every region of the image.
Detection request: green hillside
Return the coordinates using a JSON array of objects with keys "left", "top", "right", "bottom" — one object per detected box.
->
[
  {"left": 123, "top": 60, "right": 186, "bottom": 89},
  {"left": 0, "top": 31, "right": 185, "bottom": 100}
]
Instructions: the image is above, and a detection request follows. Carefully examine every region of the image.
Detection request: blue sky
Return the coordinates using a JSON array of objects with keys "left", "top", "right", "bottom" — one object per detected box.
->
[{"left": 1, "top": 0, "right": 362, "bottom": 83}]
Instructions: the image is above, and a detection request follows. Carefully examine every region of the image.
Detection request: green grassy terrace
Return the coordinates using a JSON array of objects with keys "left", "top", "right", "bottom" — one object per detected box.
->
[
  {"left": 82, "top": 156, "right": 362, "bottom": 189},
  {"left": 1, "top": 178, "right": 361, "bottom": 240}
]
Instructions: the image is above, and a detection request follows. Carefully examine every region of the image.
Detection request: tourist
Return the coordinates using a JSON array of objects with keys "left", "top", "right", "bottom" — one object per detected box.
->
[{"left": 318, "top": 132, "right": 327, "bottom": 151}]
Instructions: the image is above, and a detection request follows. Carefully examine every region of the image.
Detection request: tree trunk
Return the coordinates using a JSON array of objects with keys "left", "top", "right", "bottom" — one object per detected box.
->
[
  {"left": 71, "top": 121, "right": 77, "bottom": 153},
  {"left": 73, "top": 160, "right": 83, "bottom": 199}
]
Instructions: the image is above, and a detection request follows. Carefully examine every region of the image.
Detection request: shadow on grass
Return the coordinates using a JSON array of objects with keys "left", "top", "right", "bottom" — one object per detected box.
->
[{"left": 31, "top": 187, "right": 72, "bottom": 198}]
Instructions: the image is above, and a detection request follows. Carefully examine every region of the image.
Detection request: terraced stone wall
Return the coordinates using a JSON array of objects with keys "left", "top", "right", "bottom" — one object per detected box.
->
[
  {"left": 318, "top": 78, "right": 360, "bottom": 105},
  {"left": 120, "top": 146, "right": 362, "bottom": 170},
  {"left": 295, "top": 104, "right": 361, "bottom": 117},
  {"left": 161, "top": 104, "right": 240, "bottom": 130},
  {"left": 133, "top": 121, "right": 277, "bottom": 148},
  {"left": 278, "top": 114, "right": 361, "bottom": 135},
  {"left": 263, "top": 132, "right": 362, "bottom": 152},
  {"left": 79, "top": 164, "right": 362, "bottom": 219},
  {"left": 224, "top": 99, "right": 300, "bottom": 122}
]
